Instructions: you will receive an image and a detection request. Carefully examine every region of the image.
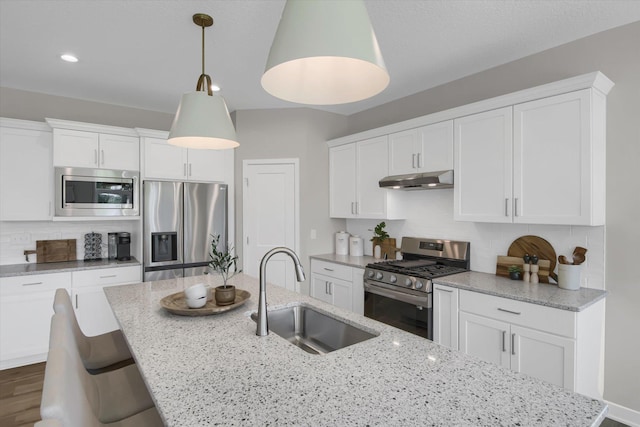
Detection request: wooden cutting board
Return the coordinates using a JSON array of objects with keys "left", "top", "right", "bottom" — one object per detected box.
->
[
  {"left": 496, "top": 256, "right": 551, "bottom": 283},
  {"left": 507, "top": 235, "right": 558, "bottom": 283},
  {"left": 36, "top": 239, "right": 77, "bottom": 263}
]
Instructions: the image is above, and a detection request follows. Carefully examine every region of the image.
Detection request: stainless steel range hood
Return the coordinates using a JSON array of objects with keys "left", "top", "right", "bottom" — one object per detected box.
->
[{"left": 379, "top": 170, "right": 454, "bottom": 190}]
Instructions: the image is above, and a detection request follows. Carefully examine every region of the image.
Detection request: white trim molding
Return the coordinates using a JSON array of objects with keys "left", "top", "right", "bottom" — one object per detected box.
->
[
  {"left": 46, "top": 118, "right": 138, "bottom": 136},
  {"left": 606, "top": 400, "right": 640, "bottom": 427}
]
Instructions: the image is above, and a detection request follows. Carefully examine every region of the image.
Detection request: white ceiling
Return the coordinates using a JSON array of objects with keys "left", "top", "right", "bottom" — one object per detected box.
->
[{"left": 1, "top": 0, "right": 639, "bottom": 116}]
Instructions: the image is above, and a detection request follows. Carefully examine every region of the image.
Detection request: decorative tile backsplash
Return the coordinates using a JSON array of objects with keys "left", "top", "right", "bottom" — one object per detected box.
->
[
  {"left": 0, "top": 221, "right": 136, "bottom": 265},
  {"left": 346, "top": 190, "right": 605, "bottom": 290}
]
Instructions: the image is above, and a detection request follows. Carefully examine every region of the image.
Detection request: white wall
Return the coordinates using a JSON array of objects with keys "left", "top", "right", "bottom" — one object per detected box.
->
[
  {"left": 0, "top": 221, "right": 138, "bottom": 265},
  {"left": 346, "top": 191, "right": 605, "bottom": 290}
]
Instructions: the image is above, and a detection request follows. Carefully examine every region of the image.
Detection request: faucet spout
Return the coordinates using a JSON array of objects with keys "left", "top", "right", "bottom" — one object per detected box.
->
[{"left": 256, "top": 247, "right": 305, "bottom": 336}]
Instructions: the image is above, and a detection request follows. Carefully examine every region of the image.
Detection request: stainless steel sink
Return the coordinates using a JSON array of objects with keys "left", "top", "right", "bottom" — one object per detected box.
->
[{"left": 251, "top": 304, "right": 378, "bottom": 355}]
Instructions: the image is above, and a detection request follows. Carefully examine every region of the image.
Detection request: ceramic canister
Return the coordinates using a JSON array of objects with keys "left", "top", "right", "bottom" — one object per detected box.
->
[
  {"left": 349, "top": 235, "right": 364, "bottom": 256},
  {"left": 335, "top": 231, "right": 350, "bottom": 255}
]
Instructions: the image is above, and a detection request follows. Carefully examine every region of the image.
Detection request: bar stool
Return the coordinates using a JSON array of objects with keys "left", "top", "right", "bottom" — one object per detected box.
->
[
  {"left": 53, "top": 288, "right": 133, "bottom": 372},
  {"left": 42, "top": 313, "right": 159, "bottom": 425}
]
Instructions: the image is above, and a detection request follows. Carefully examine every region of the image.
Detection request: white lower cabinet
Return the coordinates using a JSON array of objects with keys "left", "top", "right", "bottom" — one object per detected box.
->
[
  {"left": 432, "top": 284, "right": 459, "bottom": 350},
  {"left": 71, "top": 266, "right": 141, "bottom": 337},
  {"left": 0, "top": 272, "right": 71, "bottom": 369},
  {"left": 310, "top": 259, "right": 364, "bottom": 315},
  {"left": 457, "top": 289, "right": 603, "bottom": 398}
]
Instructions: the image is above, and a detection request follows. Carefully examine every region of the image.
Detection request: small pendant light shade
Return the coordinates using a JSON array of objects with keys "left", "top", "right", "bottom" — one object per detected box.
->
[
  {"left": 168, "top": 13, "right": 239, "bottom": 150},
  {"left": 169, "top": 92, "right": 239, "bottom": 149},
  {"left": 261, "top": 0, "right": 389, "bottom": 105}
]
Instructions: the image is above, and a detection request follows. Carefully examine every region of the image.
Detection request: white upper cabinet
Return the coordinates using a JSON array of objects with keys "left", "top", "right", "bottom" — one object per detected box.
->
[
  {"left": 330, "top": 136, "right": 404, "bottom": 219},
  {"left": 389, "top": 121, "right": 453, "bottom": 176},
  {"left": 454, "top": 107, "right": 513, "bottom": 223},
  {"left": 329, "top": 143, "right": 357, "bottom": 218},
  {"left": 141, "top": 134, "right": 228, "bottom": 182},
  {"left": 0, "top": 119, "right": 53, "bottom": 221},
  {"left": 454, "top": 88, "right": 607, "bottom": 225},
  {"left": 513, "top": 89, "right": 603, "bottom": 225},
  {"left": 48, "top": 119, "right": 139, "bottom": 171}
]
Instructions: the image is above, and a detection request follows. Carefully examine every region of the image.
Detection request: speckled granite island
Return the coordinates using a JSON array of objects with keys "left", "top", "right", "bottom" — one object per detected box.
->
[{"left": 105, "top": 274, "right": 607, "bottom": 426}]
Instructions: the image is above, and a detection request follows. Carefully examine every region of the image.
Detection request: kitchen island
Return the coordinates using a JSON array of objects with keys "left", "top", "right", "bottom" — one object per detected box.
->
[{"left": 105, "top": 273, "right": 607, "bottom": 426}]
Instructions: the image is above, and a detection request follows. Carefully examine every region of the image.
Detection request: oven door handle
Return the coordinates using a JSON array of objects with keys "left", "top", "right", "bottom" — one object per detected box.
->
[{"left": 364, "top": 281, "right": 430, "bottom": 307}]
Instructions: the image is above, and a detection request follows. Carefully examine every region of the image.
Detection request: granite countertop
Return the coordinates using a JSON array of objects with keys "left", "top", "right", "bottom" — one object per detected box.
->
[
  {"left": 310, "top": 254, "right": 606, "bottom": 312},
  {"left": 105, "top": 274, "right": 606, "bottom": 426},
  {"left": 436, "top": 271, "right": 607, "bottom": 312},
  {"left": 310, "top": 253, "right": 383, "bottom": 268},
  {"left": 0, "top": 258, "right": 141, "bottom": 278}
]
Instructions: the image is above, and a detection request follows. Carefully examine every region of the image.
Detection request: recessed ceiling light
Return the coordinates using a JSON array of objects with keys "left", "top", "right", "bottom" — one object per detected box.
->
[
  {"left": 60, "top": 54, "right": 78, "bottom": 63},
  {"left": 211, "top": 84, "right": 221, "bottom": 92}
]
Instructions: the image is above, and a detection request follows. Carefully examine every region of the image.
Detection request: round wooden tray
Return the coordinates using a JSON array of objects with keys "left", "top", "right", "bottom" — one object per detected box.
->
[{"left": 160, "top": 289, "right": 251, "bottom": 316}]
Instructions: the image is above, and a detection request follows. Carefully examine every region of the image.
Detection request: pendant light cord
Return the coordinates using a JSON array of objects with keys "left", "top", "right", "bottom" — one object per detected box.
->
[{"left": 195, "top": 18, "right": 213, "bottom": 96}]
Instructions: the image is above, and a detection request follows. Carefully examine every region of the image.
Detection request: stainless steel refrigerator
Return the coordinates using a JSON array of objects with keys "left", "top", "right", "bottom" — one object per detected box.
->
[{"left": 143, "top": 181, "right": 227, "bottom": 281}]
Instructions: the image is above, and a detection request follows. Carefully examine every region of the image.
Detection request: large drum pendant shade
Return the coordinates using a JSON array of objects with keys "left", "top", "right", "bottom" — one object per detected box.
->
[
  {"left": 261, "top": 0, "right": 389, "bottom": 105},
  {"left": 169, "top": 92, "right": 238, "bottom": 150}
]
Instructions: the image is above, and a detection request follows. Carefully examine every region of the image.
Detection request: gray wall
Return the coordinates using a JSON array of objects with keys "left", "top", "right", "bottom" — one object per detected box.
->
[
  {"left": 0, "top": 87, "right": 174, "bottom": 130},
  {"left": 346, "top": 21, "right": 640, "bottom": 412},
  {"left": 233, "top": 108, "right": 348, "bottom": 293}
]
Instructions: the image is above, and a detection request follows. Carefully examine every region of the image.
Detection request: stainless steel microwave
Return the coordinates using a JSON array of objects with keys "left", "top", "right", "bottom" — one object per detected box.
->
[{"left": 55, "top": 167, "right": 139, "bottom": 217}]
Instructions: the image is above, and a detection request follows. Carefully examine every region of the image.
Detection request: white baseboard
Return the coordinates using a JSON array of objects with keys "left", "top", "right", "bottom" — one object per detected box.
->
[{"left": 607, "top": 400, "right": 640, "bottom": 427}]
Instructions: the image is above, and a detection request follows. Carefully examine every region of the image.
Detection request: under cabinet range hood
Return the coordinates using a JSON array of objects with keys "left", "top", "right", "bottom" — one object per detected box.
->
[{"left": 379, "top": 170, "right": 454, "bottom": 190}]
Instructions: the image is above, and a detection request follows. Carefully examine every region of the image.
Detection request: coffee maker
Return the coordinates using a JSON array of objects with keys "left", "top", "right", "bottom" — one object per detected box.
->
[{"left": 117, "top": 232, "right": 131, "bottom": 261}]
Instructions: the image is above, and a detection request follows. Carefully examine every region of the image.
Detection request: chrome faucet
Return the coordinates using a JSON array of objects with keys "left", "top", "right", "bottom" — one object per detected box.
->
[{"left": 256, "top": 247, "right": 306, "bottom": 336}]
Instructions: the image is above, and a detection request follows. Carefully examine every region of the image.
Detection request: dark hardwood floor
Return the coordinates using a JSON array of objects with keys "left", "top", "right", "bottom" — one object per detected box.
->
[
  {"left": 0, "top": 362, "right": 631, "bottom": 427},
  {"left": 0, "top": 362, "right": 45, "bottom": 427}
]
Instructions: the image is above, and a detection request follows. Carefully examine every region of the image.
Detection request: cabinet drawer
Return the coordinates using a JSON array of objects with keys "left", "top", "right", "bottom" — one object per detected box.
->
[
  {"left": 310, "top": 260, "right": 352, "bottom": 281},
  {"left": 459, "top": 290, "right": 576, "bottom": 338},
  {"left": 0, "top": 272, "right": 71, "bottom": 296},
  {"left": 72, "top": 266, "right": 141, "bottom": 288}
]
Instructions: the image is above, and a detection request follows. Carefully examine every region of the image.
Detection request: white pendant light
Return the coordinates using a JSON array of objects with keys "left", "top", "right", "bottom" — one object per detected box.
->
[
  {"left": 169, "top": 14, "right": 239, "bottom": 150},
  {"left": 261, "top": 0, "right": 389, "bottom": 105}
]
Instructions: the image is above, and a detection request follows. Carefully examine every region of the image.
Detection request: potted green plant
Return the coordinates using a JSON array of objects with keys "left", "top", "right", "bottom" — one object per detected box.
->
[
  {"left": 370, "top": 222, "right": 396, "bottom": 259},
  {"left": 508, "top": 265, "right": 522, "bottom": 280},
  {"left": 208, "top": 234, "right": 241, "bottom": 305}
]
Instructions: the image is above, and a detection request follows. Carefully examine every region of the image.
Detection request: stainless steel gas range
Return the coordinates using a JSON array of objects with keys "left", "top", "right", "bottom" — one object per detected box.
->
[{"left": 364, "top": 237, "right": 470, "bottom": 340}]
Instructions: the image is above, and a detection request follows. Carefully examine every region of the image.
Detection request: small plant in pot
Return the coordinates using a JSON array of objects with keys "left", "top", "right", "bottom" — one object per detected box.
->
[
  {"left": 208, "top": 234, "right": 241, "bottom": 306},
  {"left": 370, "top": 221, "right": 389, "bottom": 258},
  {"left": 508, "top": 265, "right": 522, "bottom": 280}
]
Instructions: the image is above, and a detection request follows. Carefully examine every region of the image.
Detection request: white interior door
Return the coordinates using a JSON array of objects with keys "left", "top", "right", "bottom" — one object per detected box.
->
[{"left": 243, "top": 160, "right": 299, "bottom": 292}]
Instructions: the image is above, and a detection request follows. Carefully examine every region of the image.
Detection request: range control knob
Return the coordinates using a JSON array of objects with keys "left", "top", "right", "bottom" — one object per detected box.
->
[
  {"left": 367, "top": 270, "right": 375, "bottom": 278},
  {"left": 375, "top": 272, "right": 383, "bottom": 280},
  {"left": 389, "top": 275, "right": 397, "bottom": 283},
  {"left": 415, "top": 280, "right": 424, "bottom": 290},
  {"left": 404, "top": 278, "right": 413, "bottom": 287}
]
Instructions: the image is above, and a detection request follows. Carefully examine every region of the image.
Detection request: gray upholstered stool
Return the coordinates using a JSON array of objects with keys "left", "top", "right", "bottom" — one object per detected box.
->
[
  {"left": 42, "top": 313, "right": 160, "bottom": 426},
  {"left": 53, "top": 288, "right": 132, "bottom": 372}
]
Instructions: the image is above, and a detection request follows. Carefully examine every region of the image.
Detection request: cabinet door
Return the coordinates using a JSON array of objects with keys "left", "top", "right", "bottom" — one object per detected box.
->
[
  {"left": 433, "top": 284, "right": 459, "bottom": 350},
  {"left": 187, "top": 148, "right": 226, "bottom": 182},
  {"left": 351, "top": 268, "right": 364, "bottom": 315},
  {"left": 99, "top": 134, "right": 139, "bottom": 171},
  {"left": 143, "top": 137, "right": 187, "bottom": 180},
  {"left": 0, "top": 126, "right": 53, "bottom": 220},
  {"left": 329, "top": 277, "right": 352, "bottom": 311},
  {"left": 356, "top": 136, "right": 389, "bottom": 218},
  {"left": 310, "top": 273, "right": 333, "bottom": 304},
  {"left": 0, "top": 272, "right": 71, "bottom": 369},
  {"left": 417, "top": 120, "right": 454, "bottom": 172},
  {"left": 454, "top": 107, "right": 513, "bottom": 222},
  {"left": 511, "top": 325, "right": 575, "bottom": 390},
  {"left": 513, "top": 89, "right": 592, "bottom": 225},
  {"left": 53, "top": 128, "right": 99, "bottom": 168},
  {"left": 329, "top": 144, "right": 357, "bottom": 218},
  {"left": 459, "top": 311, "right": 510, "bottom": 369},
  {"left": 72, "top": 287, "right": 120, "bottom": 336},
  {"left": 388, "top": 129, "right": 418, "bottom": 175}
]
